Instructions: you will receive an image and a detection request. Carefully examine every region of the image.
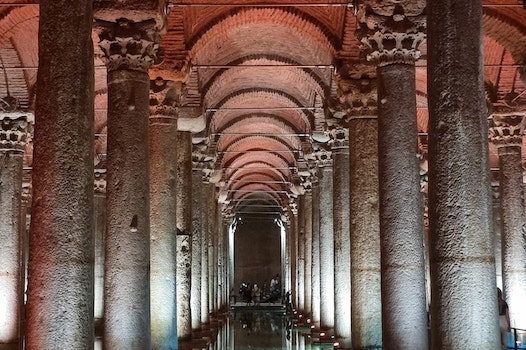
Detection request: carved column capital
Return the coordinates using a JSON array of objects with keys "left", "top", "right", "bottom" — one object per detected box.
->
[
  {"left": 488, "top": 113, "right": 526, "bottom": 149},
  {"left": 94, "top": 168, "right": 107, "bottom": 195},
  {"left": 149, "top": 78, "right": 186, "bottom": 118},
  {"left": 0, "top": 112, "right": 34, "bottom": 152},
  {"left": 306, "top": 145, "right": 332, "bottom": 168},
  {"left": 328, "top": 127, "right": 349, "bottom": 150},
  {"left": 334, "top": 61, "right": 378, "bottom": 118},
  {"left": 356, "top": 2, "right": 426, "bottom": 66},
  {"left": 95, "top": 18, "right": 161, "bottom": 73}
]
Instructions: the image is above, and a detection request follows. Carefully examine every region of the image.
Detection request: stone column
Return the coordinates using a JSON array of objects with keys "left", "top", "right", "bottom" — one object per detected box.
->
[
  {"left": 176, "top": 130, "right": 193, "bottom": 341},
  {"left": 489, "top": 112, "right": 526, "bottom": 329},
  {"left": 427, "top": 1, "right": 500, "bottom": 348},
  {"left": 335, "top": 62, "right": 382, "bottom": 349},
  {"left": 315, "top": 148, "right": 335, "bottom": 330},
  {"left": 191, "top": 168, "right": 203, "bottom": 331},
  {"left": 94, "top": 166, "right": 106, "bottom": 322},
  {"left": 201, "top": 182, "right": 213, "bottom": 324},
  {"left": 297, "top": 195, "right": 306, "bottom": 312},
  {"left": 26, "top": 0, "right": 95, "bottom": 346},
  {"left": 209, "top": 193, "right": 218, "bottom": 313},
  {"left": 290, "top": 200, "right": 299, "bottom": 308},
  {"left": 96, "top": 18, "right": 160, "bottom": 349},
  {"left": 299, "top": 166, "right": 314, "bottom": 317},
  {"left": 149, "top": 79, "right": 180, "bottom": 349},
  {"left": 357, "top": 4, "right": 428, "bottom": 349},
  {"left": 0, "top": 112, "right": 31, "bottom": 346},
  {"left": 310, "top": 171, "right": 321, "bottom": 329},
  {"left": 329, "top": 127, "right": 351, "bottom": 347}
]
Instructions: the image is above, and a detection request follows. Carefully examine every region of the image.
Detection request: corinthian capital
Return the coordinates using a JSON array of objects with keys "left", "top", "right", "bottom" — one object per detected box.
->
[
  {"left": 149, "top": 78, "right": 186, "bottom": 117},
  {"left": 335, "top": 61, "right": 378, "bottom": 117},
  {"left": 488, "top": 113, "right": 526, "bottom": 148},
  {"left": 95, "top": 18, "right": 160, "bottom": 72},
  {"left": 0, "top": 112, "right": 34, "bottom": 152},
  {"left": 356, "top": 1, "right": 426, "bottom": 66}
]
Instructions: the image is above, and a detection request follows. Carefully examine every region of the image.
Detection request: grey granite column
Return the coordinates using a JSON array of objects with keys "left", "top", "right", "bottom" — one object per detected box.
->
[
  {"left": 303, "top": 187, "right": 313, "bottom": 317},
  {"left": 26, "top": 0, "right": 95, "bottom": 345},
  {"left": 149, "top": 79, "right": 179, "bottom": 349},
  {"left": 330, "top": 127, "right": 351, "bottom": 347},
  {"left": 335, "top": 62, "right": 382, "bottom": 349},
  {"left": 427, "top": 0, "right": 500, "bottom": 348},
  {"left": 357, "top": 4, "right": 428, "bottom": 349},
  {"left": 310, "top": 174, "right": 321, "bottom": 328},
  {"left": 176, "top": 130, "right": 193, "bottom": 341},
  {"left": 94, "top": 166, "right": 106, "bottom": 322},
  {"left": 489, "top": 112, "right": 526, "bottom": 329},
  {"left": 96, "top": 18, "right": 159, "bottom": 349},
  {"left": 0, "top": 113, "right": 31, "bottom": 346},
  {"left": 297, "top": 195, "right": 306, "bottom": 312},
  {"left": 191, "top": 169, "right": 203, "bottom": 331}
]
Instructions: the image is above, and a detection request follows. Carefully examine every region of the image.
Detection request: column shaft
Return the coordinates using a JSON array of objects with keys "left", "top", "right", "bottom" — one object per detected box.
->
[
  {"left": 333, "top": 145, "right": 351, "bottom": 346},
  {"left": 26, "top": 0, "right": 94, "bottom": 345},
  {"left": 104, "top": 69, "right": 151, "bottom": 349},
  {"left": 150, "top": 115, "right": 178, "bottom": 349},
  {"left": 176, "top": 130, "right": 193, "bottom": 340},
  {"left": 498, "top": 146, "right": 526, "bottom": 329},
  {"left": 303, "top": 192, "right": 313, "bottom": 315},
  {"left": 427, "top": 1, "right": 499, "bottom": 348},
  {"left": 0, "top": 134, "right": 24, "bottom": 344},
  {"left": 377, "top": 63, "right": 427, "bottom": 349},
  {"left": 191, "top": 171, "right": 203, "bottom": 331},
  {"left": 319, "top": 165, "right": 335, "bottom": 329},
  {"left": 297, "top": 195, "right": 306, "bottom": 312},
  {"left": 349, "top": 117, "right": 382, "bottom": 349},
  {"left": 311, "top": 182, "right": 321, "bottom": 328},
  {"left": 201, "top": 183, "right": 211, "bottom": 324}
]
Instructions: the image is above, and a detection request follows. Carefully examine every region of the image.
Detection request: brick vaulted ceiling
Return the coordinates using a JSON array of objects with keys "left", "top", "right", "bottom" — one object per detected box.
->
[{"left": 1, "top": 0, "right": 525, "bottom": 220}]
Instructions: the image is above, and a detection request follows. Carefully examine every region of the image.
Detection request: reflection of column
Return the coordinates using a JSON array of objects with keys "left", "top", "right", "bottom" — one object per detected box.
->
[
  {"left": 329, "top": 127, "right": 351, "bottom": 346},
  {"left": 335, "top": 62, "right": 382, "bottom": 349},
  {"left": 26, "top": 0, "right": 94, "bottom": 346},
  {"left": 176, "top": 130, "right": 193, "bottom": 341},
  {"left": 489, "top": 112, "right": 526, "bottom": 329},
  {"left": 149, "top": 79, "right": 179, "bottom": 349},
  {"left": 427, "top": 1, "right": 499, "bottom": 347},
  {"left": 357, "top": 4, "right": 428, "bottom": 348},
  {"left": 96, "top": 18, "right": 159, "bottom": 348},
  {"left": 0, "top": 113, "right": 31, "bottom": 346}
]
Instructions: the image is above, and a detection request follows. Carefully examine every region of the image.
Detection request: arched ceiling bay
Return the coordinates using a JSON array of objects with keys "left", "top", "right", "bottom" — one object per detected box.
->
[
  {"left": 1, "top": 0, "right": 525, "bottom": 222},
  {"left": 188, "top": 4, "right": 340, "bottom": 221}
]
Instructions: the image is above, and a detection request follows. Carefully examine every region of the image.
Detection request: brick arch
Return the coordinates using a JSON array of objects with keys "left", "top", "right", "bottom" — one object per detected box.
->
[
  {"left": 189, "top": 7, "right": 336, "bottom": 66},
  {"left": 203, "top": 64, "right": 326, "bottom": 114},
  {"left": 483, "top": 8, "right": 526, "bottom": 66},
  {"left": 208, "top": 90, "right": 313, "bottom": 134},
  {"left": 219, "top": 135, "right": 297, "bottom": 168}
]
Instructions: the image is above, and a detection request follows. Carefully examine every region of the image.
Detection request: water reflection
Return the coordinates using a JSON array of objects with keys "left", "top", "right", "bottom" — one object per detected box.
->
[{"left": 206, "top": 307, "right": 335, "bottom": 350}]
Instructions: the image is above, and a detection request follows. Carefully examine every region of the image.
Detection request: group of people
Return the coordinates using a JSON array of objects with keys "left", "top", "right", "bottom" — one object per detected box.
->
[{"left": 238, "top": 274, "right": 282, "bottom": 305}]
